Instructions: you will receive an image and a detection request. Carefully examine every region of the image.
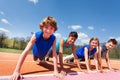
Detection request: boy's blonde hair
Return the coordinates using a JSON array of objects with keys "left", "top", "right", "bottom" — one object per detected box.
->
[{"left": 40, "top": 16, "right": 58, "bottom": 31}]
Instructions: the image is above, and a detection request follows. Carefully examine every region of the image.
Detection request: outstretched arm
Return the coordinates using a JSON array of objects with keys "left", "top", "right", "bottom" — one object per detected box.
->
[
  {"left": 59, "top": 39, "right": 64, "bottom": 70},
  {"left": 58, "top": 39, "right": 67, "bottom": 76},
  {"left": 72, "top": 45, "right": 82, "bottom": 71},
  {"left": 11, "top": 34, "right": 36, "bottom": 80},
  {"left": 93, "top": 51, "right": 99, "bottom": 71},
  {"left": 105, "top": 51, "right": 112, "bottom": 70},
  {"left": 52, "top": 39, "right": 59, "bottom": 76},
  {"left": 97, "top": 47, "right": 103, "bottom": 71},
  {"left": 84, "top": 47, "right": 91, "bottom": 72}
]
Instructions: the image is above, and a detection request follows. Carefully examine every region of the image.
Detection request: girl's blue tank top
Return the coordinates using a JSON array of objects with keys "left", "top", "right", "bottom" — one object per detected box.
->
[{"left": 76, "top": 45, "right": 97, "bottom": 58}]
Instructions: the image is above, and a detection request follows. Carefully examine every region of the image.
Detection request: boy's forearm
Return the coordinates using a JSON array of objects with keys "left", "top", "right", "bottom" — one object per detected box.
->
[
  {"left": 107, "top": 60, "right": 112, "bottom": 70},
  {"left": 75, "top": 59, "right": 81, "bottom": 70},
  {"left": 105, "top": 52, "right": 112, "bottom": 69},
  {"left": 14, "top": 41, "right": 33, "bottom": 73},
  {"left": 53, "top": 56, "right": 58, "bottom": 73},
  {"left": 105, "top": 57, "right": 112, "bottom": 69},
  {"left": 59, "top": 53, "right": 64, "bottom": 69},
  {"left": 14, "top": 52, "right": 27, "bottom": 73}
]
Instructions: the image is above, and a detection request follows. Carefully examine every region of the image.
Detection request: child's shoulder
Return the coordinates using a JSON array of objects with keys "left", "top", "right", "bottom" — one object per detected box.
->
[
  {"left": 51, "top": 34, "right": 56, "bottom": 40},
  {"left": 35, "top": 31, "right": 43, "bottom": 38},
  {"left": 62, "top": 37, "right": 67, "bottom": 42},
  {"left": 35, "top": 31, "right": 43, "bottom": 35},
  {"left": 59, "top": 37, "right": 67, "bottom": 42},
  {"left": 83, "top": 45, "right": 90, "bottom": 50},
  {"left": 84, "top": 45, "right": 89, "bottom": 48}
]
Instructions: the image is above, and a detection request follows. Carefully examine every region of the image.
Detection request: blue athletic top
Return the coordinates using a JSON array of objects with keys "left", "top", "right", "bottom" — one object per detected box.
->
[
  {"left": 101, "top": 45, "right": 108, "bottom": 56},
  {"left": 76, "top": 45, "right": 97, "bottom": 58},
  {"left": 56, "top": 38, "right": 72, "bottom": 53},
  {"left": 32, "top": 31, "right": 56, "bottom": 58}
]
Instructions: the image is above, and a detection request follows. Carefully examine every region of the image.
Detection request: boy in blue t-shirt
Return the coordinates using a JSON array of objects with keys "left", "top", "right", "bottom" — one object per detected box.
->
[
  {"left": 11, "top": 16, "right": 60, "bottom": 80},
  {"left": 98, "top": 39, "right": 118, "bottom": 71}
]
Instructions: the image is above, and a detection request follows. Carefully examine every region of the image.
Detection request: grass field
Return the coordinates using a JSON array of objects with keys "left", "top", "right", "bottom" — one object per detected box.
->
[
  {"left": 0, "top": 48, "right": 32, "bottom": 54},
  {"left": 0, "top": 48, "right": 67, "bottom": 56}
]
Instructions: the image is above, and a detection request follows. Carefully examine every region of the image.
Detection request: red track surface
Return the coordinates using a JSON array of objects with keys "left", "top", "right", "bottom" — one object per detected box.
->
[{"left": 0, "top": 52, "right": 120, "bottom": 76}]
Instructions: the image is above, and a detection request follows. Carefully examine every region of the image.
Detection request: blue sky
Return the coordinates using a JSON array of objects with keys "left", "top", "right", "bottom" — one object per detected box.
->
[{"left": 0, "top": 0, "right": 120, "bottom": 45}]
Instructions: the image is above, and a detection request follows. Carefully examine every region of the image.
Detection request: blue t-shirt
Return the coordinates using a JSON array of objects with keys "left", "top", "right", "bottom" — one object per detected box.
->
[
  {"left": 101, "top": 45, "right": 108, "bottom": 56},
  {"left": 32, "top": 31, "right": 55, "bottom": 58},
  {"left": 56, "top": 38, "right": 72, "bottom": 53},
  {"left": 76, "top": 45, "right": 97, "bottom": 58}
]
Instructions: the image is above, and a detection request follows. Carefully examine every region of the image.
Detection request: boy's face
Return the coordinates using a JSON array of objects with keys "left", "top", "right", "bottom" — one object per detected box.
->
[
  {"left": 43, "top": 24, "right": 55, "bottom": 39},
  {"left": 90, "top": 40, "right": 98, "bottom": 49},
  {"left": 106, "top": 42, "right": 116, "bottom": 50},
  {"left": 67, "top": 36, "right": 77, "bottom": 45}
]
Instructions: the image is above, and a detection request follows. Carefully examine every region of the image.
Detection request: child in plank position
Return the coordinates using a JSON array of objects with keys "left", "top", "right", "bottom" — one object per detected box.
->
[
  {"left": 46, "top": 31, "right": 81, "bottom": 73},
  {"left": 11, "top": 16, "right": 61, "bottom": 80},
  {"left": 98, "top": 38, "right": 118, "bottom": 71},
  {"left": 64, "top": 37, "right": 100, "bottom": 72}
]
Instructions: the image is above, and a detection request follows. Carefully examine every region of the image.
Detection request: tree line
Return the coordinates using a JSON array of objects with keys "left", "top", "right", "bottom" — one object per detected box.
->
[
  {"left": 0, "top": 32, "right": 30, "bottom": 50},
  {"left": 0, "top": 32, "right": 120, "bottom": 59}
]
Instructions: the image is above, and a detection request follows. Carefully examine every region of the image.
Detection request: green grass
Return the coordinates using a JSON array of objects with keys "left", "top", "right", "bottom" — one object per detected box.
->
[
  {"left": 0, "top": 48, "right": 24, "bottom": 53},
  {"left": 0, "top": 48, "right": 68, "bottom": 56},
  {"left": 0, "top": 48, "right": 33, "bottom": 54}
]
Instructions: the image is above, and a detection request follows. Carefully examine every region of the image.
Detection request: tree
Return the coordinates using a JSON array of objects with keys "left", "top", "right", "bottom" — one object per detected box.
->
[
  {"left": 0, "top": 32, "right": 8, "bottom": 48},
  {"left": 109, "top": 44, "right": 120, "bottom": 59}
]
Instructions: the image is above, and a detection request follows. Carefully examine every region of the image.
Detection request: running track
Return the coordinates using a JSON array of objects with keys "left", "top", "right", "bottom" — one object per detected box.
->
[{"left": 0, "top": 52, "right": 120, "bottom": 80}]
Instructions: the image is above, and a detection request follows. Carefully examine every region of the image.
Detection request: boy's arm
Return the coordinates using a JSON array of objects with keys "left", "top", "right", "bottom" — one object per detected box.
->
[
  {"left": 84, "top": 47, "right": 91, "bottom": 72},
  {"left": 105, "top": 51, "right": 112, "bottom": 70},
  {"left": 58, "top": 39, "right": 67, "bottom": 76},
  {"left": 52, "top": 39, "right": 59, "bottom": 75},
  {"left": 72, "top": 45, "right": 82, "bottom": 71},
  {"left": 59, "top": 39, "right": 64, "bottom": 70},
  {"left": 11, "top": 34, "right": 36, "bottom": 80}
]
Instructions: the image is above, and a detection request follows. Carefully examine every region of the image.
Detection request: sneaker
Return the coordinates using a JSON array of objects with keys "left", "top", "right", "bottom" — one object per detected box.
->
[
  {"left": 39, "top": 57, "right": 45, "bottom": 62},
  {"left": 64, "top": 59, "right": 74, "bottom": 63},
  {"left": 70, "top": 58, "right": 74, "bottom": 62},
  {"left": 33, "top": 56, "right": 38, "bottom": 61},
  {"left": 45, "top": 57, "right": 49, "bottom": 61}
]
